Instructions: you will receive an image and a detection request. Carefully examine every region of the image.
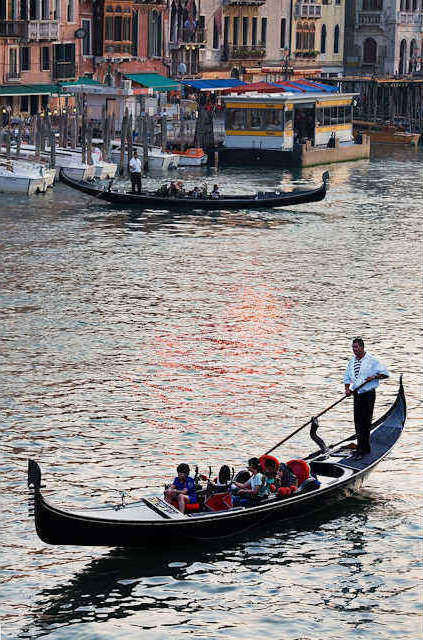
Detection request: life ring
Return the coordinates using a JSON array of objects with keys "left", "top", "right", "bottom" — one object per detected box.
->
[
  {"left": 286, "top": 459, "right": 310, "bottom": 486},
  {"left": 259, "top": 454, "right": 279, "bottom": 472}
]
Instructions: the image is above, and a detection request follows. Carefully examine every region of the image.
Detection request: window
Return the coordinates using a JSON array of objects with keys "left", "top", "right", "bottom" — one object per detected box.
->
[
  {"left": 227, "top": 109, "right": 245, "bottom": 130},
  {"left": 41, "top": 0, "right": 48, "bottom": 19},
  {"left": 20, "top": 0, "right": 27, "bottom": 20},
  {"left": 252, "top": 17, "right": 257, "bottom": 46},
  {"left": 213, "top": 16, "right": 219, "bottom": 49},
  {"left": 242, "top": 17, "right": 248, "bottom": 46},
  {"left": 233, "top": 17, "right": 239, "bottom": 45},
  {"left": 280, "top": 18, "right": 286, "bottom": 49},
  {"left": 284, "top": 109, "right": 293, "bottom": 131},
  {"left": 223, "top": 16, "right": 229, "bottom": 47},
  {"left": 132, "top": 10, "right": 138, "bottom": 55},
  {"left": 9, "top": 48, "right": 18, "bottom": 76},
  {"left": 148, "top": 10, "right": 162, "bottom": 56},
  {"left": 316, "top": 107, "right": 324, "bottom": 126},
  {"left": 20, "top": 46, "right": 30, "bottom": 71},
  {"left": 67, "top": 0, "right": 74, "bottom": 22},
  {"left": 82, "top": 19, "right": 91, "bottom": 55},
  {"left": 363, "top": 37, "right": 377, "bottom": 63},
  {"left": 261, "top": 17, "right": 267, "bottom": 46},
  {"left": 0, "top": 0, "right": 6, "bottom": 19},
  {"left": 247, "top": 109, "right": 263, "bottom": 129},
  {"left": 321, "top": 24, "right": 326, "bottom": 53},
  {"left": 105, "top": 17, "right": 113, "bottom": 40},
  {"left": 334, "top": 25, "right": 339, "bottom": 54},
  {"left": 296, "top": 21, "right": 315, "bottom": 51},
  {"left": 41, "top": 46, "right": 50, "bottom": 70}
]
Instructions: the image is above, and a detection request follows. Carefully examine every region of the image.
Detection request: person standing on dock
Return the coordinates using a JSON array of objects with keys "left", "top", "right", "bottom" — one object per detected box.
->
[
  {"left": 129, "top": 150, "right": 142, "bottom": 194},
  {"left": 344, "top": 337, "right": 389, "bottom": 460}
]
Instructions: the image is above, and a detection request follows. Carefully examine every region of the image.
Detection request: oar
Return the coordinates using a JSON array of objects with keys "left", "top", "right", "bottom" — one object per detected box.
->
[{"left": 264, "top": 380, "right": 369, "bottom": 456}]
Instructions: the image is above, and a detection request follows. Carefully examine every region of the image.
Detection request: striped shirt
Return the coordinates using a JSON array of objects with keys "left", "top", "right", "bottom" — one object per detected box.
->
[{"left": 353, "top": 357, "right": 362, "bottom": 379}]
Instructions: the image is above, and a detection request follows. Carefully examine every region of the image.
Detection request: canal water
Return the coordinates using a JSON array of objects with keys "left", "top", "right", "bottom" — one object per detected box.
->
[{"left": 1, "top": 147, "right": 422, "bottom": 640}]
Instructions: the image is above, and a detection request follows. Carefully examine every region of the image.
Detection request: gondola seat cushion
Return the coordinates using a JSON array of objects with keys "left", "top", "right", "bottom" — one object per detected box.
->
[
  {"left": 171, "top": 500, "right": 200, "bottom": 512},
  {"left": 286, "top": 459, "right": 310, "bottom": 486}
]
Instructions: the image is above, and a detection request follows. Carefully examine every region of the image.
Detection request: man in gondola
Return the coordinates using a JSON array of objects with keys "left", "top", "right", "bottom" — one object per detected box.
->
[
  {"left": 344, "top": 337, "right": 389, "bottom": 460},
  {"left": 129, "top": 150, "right": 142, "bottom": 194}
]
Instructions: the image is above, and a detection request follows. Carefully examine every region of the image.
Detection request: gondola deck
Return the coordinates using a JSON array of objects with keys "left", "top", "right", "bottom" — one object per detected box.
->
[
  {"left": 59, "top": 169, "right": 329, "bottom": 211},
  {"left": 28, "top": 379, "right": 405, "bottom": 546}
]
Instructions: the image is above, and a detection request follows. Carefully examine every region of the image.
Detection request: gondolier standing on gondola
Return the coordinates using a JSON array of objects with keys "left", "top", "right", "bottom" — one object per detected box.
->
[
  {"left": 344, "top": 337, "right": 389, "bottom": 460},
  {"left": 129, "top": 150, "right": 142, "bottom": 194}
]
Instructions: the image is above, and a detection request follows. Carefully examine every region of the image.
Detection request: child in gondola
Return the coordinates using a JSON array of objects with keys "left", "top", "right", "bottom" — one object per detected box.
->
[
  {"left": 275, "top": 462, "right": 298, "bottom": 497},
  {"left": 164, "top": 463, "right": 197, "bottom": 513}
]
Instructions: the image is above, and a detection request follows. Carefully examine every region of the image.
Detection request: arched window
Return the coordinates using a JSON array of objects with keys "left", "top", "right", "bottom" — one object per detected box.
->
[
  {"left": 170, "top": 2, "right": 177, "bottom": 42},
  {"left": 296, "top": 21, "right": 315, "bottom": 51},
  {"left": 409, "top": 38, "right": 417, "bottom": 71},
  {"left": 405, "top": 0, "right": 410, "bottom": 10},
  {"left": 334, "top": 24, "right": 339, "bottom": 54},
  {"left": 363, "top": 37, "right": 377, "bottom": 63},
  {"left": 148, "top": 10, "right": 162, "bottom": 56},
  {"left": 321, "top": 24, "right": 326, "bottom": 53},
  {"left": 399, "top": 39, "right": 407, "bottom": 74}
]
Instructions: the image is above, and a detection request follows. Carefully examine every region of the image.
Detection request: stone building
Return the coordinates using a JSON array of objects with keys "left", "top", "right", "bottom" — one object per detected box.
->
[
  {"left": 344, "top": 0, "right": 423, "bottom": 75},
  {"left": 0, "top": 0, "right": 83, "bottom": 112}
]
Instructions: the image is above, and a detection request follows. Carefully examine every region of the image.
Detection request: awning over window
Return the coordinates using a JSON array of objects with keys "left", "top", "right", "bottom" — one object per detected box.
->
[
  {"left": 180, "top": 79, "right": 246, "bottom": 92},
  {"left": 61, "top": 77, "right": 103, "bottom": 87},
  {"left": 125, "top": 73, "right": 180, "bottom": 91},
  {"left": 0, "top": 84, "right": 61, "bottom": 96}
]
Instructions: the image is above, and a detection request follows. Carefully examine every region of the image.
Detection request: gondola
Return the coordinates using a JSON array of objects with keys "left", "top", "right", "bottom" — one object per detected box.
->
[
  {"left": 59, "top": 169, "right": 329, "bottom": 211},
  {"left": 28, "top": 378, "right": 405, "bottom": 547}
]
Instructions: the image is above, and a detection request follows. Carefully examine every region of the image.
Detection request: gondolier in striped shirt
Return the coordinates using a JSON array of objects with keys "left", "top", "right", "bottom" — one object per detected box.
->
[
  {"left": 129, "top": 150, "right": 142, "bottom": 194},
  {"left": 344, "top": 337, "right": 389, "bottom": 460}
]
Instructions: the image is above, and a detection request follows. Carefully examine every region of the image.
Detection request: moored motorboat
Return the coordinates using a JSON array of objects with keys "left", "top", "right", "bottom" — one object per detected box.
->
[
  {"left": 59, "top": 170, "right": 329, "bottom": 211},
  {"left": 353, "top": 121, "right": 420, "bottom": 145},
  {"left": 0, "top": 158, "right": 48, "bottom": 194},
  {"left": 28, "top": 378, "right": 405, "bottom": 547},
  {"left": 172, "top": 147, "right": 208, "bottom": 166},
  {"left": 110, "top": 144, "right": 179, "bottom": 171}
]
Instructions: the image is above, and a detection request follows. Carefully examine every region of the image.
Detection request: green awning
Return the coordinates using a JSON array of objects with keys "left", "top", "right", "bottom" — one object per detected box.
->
[
  {"left": 124, "top": 73, "right": 180, "bottom": 92},
  {"left": 0, "top": 84, "right": 61, "bottom": 96},
  {"left": 61, "top": 77, "right": 103, "bottom": 87}
]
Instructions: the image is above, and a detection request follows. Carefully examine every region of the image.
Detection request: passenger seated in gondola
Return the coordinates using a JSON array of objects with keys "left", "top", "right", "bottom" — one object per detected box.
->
[
  {"left": 201, "top": 184, "right": 208, "bottom": 197},
  {"left": 168, "top": 181, "right": 178, "bottom": 197},
  {"left": 156, "top": 183, "right": 169, "bottom": 197},
  {"left": 191, "top": 186, "right": 201, "bottom": 198},
  {"left": 211, "top": 184, "right": 220, "bottom": 199},
  {"left": 275, "top": 462, "right": 298, "bottom": 497},
  {"left": 232, "top": 457, "right": 268, "bottom": 505},
  {"left": 262, "top": 458, "right": 278, "bottom": 495},
  {"left": 164, "top": 463, "right": 197, "bottom": 513}
]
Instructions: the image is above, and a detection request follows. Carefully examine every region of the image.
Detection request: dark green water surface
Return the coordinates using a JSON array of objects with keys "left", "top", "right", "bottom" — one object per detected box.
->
[{"left": 1, "top": 147, "right": 422, "bottom": 639}]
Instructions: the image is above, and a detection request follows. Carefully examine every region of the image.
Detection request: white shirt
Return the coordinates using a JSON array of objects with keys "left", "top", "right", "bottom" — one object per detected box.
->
[
  {"left": 129, "top": 156, "right": 142, "bottom": 173},
  {"left": 344, "top": 352, "right": 389, "bottom": 394},
  {"left": 246, "top": 472, "right": 267, "bottom": 496}
]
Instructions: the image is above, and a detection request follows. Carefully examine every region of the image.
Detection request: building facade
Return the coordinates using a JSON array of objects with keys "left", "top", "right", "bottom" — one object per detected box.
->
[{"left": 344, "top": 0, "right": 423, "bottom": 75}]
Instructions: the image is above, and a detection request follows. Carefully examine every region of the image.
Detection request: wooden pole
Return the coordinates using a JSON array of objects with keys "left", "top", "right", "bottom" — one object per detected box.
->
[
  {"left": 49, "top": 131, "right": 56, "bottom": 168},
  {"left": 34, "top": 114, "right": 41, "bottom": 160},
  {"left": 87, "top": 123, "right": 93, "bottom": 165},
  {"left": 161, "top": 115, "right": 167, "bottom": 152},
  {"left": 119, "top": 109, "right": 128, "bottom": 176},
  {"left": 126, "top": 112, "right": 133, "bottom": 174},
  {"left": 5, "top": 128, "right": 11, "bottom": 159},
  {"left": 16, "top": 123, "right": 22, "bottom": 158},
  {"left": 142, "top": 113, "right": 149, "bottom": 171}
]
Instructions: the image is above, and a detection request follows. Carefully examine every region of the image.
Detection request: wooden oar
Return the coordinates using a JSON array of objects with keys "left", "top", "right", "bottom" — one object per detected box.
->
[{"left": 264, "top": 380, "right": 369, "bottom": 456}]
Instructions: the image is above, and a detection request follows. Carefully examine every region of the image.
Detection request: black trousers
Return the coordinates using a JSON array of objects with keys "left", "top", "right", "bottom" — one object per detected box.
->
[
  {"left": 353, "top": 389, "right": 375, "bottom": 454},
  {"left": 130, "top": 172, "right": 141, "bottom": 193}
]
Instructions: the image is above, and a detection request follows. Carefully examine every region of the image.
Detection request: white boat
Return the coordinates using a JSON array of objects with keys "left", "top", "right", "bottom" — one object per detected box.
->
[
  {"left": 18, "top": 144, "right": 95, "bottom": 182},
  {"left": 172, "top": 147, "right": 208, "bottom": 166},
  {"left": 91, "top": 148, "right": 117, "bottom": 179},
  {"left": 110, "top": 144, "right": 179, "bottom": 171},
  {"left": 0, "top": 159, "right": 47, "bottom": 194}
]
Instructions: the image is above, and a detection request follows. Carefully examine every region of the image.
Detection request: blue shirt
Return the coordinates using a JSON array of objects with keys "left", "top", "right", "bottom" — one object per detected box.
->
[
  {"left": 344, "top": 352, "right": 389, "bottom": 394},
  {"left": 173, "top": 476, "right": 197, "bottom": 502}
]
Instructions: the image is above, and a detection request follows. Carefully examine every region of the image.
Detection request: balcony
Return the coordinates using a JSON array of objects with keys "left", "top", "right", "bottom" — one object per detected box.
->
[
  {"left": 53, "top": 61, "right": 76, "bottom": 79},
  {"left": 0, "top": 21, "right": 26, "bottom": 38},
  {"left": 397, "top": 11, "right": 423, "bottom": 25},
  {"left": 223, "top": 0, "right": 265, "bottom": 5},
  {"left": 26, "top": 20, "right": 59, "bottom": 41},
  {"left": 6, "top": 71, "right": 21, "bottom": 82},
  {"left": 357, "top": 12, "right": 382, "bottom": 26},
  {"left": 169, "top": 28, "right": 206, "bottom": 48},
  {"left": 228, "top": 45, "right": 266, "bottom": 60},
  {"left": 294, "top": 3, "right": 322, "bottom": 18}
]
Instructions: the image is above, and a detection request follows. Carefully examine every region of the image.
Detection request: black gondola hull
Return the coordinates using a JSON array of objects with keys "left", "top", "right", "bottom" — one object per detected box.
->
[
  {"left": 28, "top": 379, "right": 405, "bottom": 547},
  {"left": 59, "top": 170, "right": 328, "bottom": 211}
]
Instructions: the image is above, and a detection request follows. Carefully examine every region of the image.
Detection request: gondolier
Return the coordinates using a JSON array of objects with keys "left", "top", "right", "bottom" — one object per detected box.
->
[
  {"left": 129, "top": 150, "right": 142, "bottom": 194},
  {"left": 344, "top": 337, "right": 389, "bottom": 459}
]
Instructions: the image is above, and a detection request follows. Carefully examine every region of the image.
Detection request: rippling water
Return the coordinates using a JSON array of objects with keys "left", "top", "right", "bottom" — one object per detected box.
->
[{"left": 1, "top": 146, "right": 422, "bottom": 639}]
